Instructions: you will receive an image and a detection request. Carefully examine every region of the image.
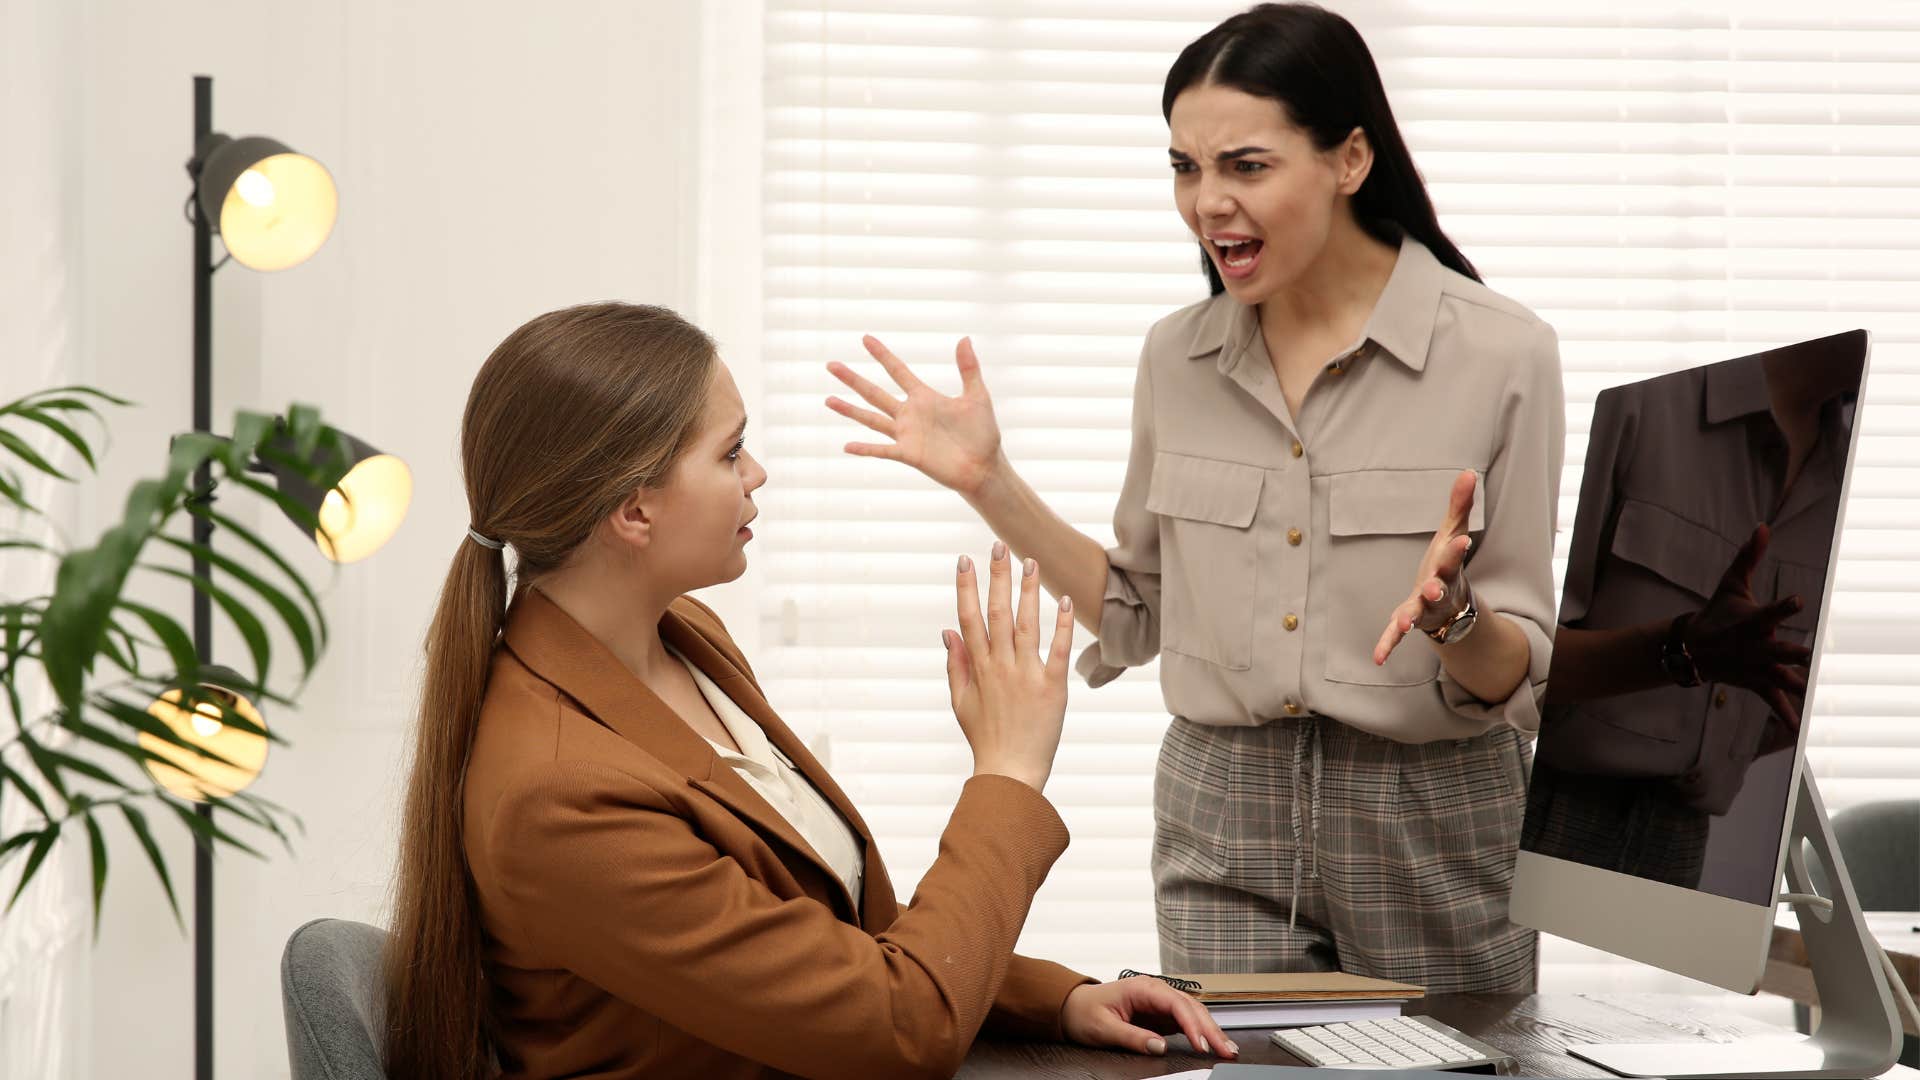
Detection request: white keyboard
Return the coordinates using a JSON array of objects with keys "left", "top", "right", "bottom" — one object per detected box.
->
[{"left": 1269, "top": 1014, "right": 1512, "bottom": 1072}]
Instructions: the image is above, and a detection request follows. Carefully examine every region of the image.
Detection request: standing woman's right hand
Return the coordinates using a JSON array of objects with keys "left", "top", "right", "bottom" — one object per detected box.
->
[
  {"left": 943, "top": 541, "right": 1074, "bottom": 793},
  {"left": 827, "top": 336, "right": 1005, "bottom": 499}
]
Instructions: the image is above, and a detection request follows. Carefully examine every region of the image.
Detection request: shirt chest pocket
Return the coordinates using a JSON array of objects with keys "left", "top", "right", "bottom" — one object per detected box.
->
[
  {"left": 1593, "top": 499, "right": 1738, "bottom": 747},
  {"left": 1146, "top": 450, "right": 1264, "bottom": 671},
  {"left": 1323, "top": 468, "right": 1483, "bottom": 687},
  {"left": 1607, "top": 498, "right": 1736, "bottom": 603}
]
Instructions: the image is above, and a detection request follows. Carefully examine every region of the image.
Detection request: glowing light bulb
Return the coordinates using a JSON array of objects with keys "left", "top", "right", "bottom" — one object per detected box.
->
[
  {"left": 190, "top": 703, "right": 225, "bottom": 740},
  {"left": 234, "top": 169, "right": 276, "bottom": 208},
  {"left": 318, "top": 487, "right": 357, "bottom": 538}
]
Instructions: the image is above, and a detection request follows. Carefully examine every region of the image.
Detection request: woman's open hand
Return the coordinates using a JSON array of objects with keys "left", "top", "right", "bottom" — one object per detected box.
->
[
  {"left": 1686, "top": 523, "right": 1812, "bottom": 726},
  {"left": 1375, "top": 469, "right": 1478, "bottom": 664},
  {"left": 943, "top": 541, "right": 1073, "bottom": 792},
  {"left": 828, "top": 336, "right": 1005, "bottom": 499}
]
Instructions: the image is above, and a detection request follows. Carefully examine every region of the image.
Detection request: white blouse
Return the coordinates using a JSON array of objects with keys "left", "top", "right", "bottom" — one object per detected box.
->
[{"left": 672, "top": 649, "right": 866, "bottom": 902}]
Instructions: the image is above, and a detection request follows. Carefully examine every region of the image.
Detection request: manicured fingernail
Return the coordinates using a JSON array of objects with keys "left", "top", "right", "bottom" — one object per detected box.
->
[
  {"left": 1196, "top": 1037, "right": 1210, "bottom": 1054},
  {"left": 992, "top": 540, "right": 1008, "bottom": 561},
  {"left": 958, "top": 554, "right": 971, "bottom": 572},
  {"left": 941, "top": 630, "right": 952, "bottom": 649},
  {"left": 1023, "top": 557, "right": 1037, "bottom": 577},
  {"left": 1061, "top": 595, "right": 1073, "bottom": 612},
  {"left": 1147, "top": 1037, "right": 1166, "bottom": 1055},
  {"left": 1226, "top": 1039, "right": 1240, "bottom": 1055}
]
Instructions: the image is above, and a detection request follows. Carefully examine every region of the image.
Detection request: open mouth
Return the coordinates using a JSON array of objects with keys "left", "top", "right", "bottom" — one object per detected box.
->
[{"left": 1211, "top": 236, "right": 1264, "bottom": 276}]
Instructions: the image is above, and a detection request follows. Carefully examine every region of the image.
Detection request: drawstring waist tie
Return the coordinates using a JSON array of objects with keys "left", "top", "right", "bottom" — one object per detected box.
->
[{"left": 1287, "top": 714, "right": 1324, "bottom": 932}]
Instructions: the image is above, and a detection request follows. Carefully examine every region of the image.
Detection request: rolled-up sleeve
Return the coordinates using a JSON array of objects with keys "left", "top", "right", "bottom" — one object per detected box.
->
[
  {"left": 1076, "top": 327, "right": 1164, "bottom": 688},
  {"left": 1439, "top": 317, "right": 1566, "bottom": 732}
]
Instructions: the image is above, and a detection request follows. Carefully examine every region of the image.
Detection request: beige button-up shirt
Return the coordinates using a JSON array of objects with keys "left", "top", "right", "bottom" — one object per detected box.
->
[{"left": 1076, "top": 238, "right": 1566, "bottom": 743}]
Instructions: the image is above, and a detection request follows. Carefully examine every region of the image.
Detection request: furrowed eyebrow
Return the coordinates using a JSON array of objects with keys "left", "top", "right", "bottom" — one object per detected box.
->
[{"left": 1168, "top": 146, "right": 1271, "bottom": 162}]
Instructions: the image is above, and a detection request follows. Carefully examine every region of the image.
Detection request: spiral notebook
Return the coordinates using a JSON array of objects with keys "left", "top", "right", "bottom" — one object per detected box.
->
[{"left": 1120, "top": 970, "right": 1423, "bottom": 1029}]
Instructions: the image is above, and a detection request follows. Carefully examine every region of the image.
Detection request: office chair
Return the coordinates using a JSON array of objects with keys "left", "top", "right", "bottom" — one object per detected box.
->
[{"left": 281, "top": 917, "right": 391, "bottom": 1080}]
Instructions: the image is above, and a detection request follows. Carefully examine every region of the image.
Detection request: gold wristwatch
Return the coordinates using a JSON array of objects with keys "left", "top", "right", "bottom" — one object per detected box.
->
[{"left": 1423, "top": 589, "right": 1479, "bottom": 646}]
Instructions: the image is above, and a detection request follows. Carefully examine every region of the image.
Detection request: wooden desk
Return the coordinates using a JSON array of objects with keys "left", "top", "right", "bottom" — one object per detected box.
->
[
  {"left": 1765, "top": 911, "right": 1920, "bottom": 1037},
  {"left": 961, "top": 993, "right": 1866, "bottom": 1078}
]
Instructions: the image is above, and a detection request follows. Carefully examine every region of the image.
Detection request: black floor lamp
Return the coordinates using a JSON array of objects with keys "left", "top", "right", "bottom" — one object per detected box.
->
[{"left": 172, "top": 73, "right": 413, "bottom": 1080}]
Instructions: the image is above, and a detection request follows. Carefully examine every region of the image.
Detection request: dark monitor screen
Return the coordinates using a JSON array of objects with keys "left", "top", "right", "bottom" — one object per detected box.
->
[{"left": 1523, "top": 330, "right": 1867, "bottom": 906}]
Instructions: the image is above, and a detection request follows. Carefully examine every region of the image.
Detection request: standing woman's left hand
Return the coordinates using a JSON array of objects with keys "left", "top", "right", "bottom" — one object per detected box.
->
[{"left": 1374, "top": 469, "right": 1478, "bottom": 665}]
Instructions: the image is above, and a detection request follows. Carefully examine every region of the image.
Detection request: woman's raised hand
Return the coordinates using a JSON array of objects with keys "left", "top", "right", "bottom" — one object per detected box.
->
[
  {"left": 1375, "top": 469, "right": 1478, "bottom": 665},
  {"left": 941, "top": 541, "right": 1074, "bottom": 793},
  {"left": 827, "top": 336, "right": 1005, "bottom": 499},
  {"left": 1685, "top": 523, "right": 1812, "bottom": 726}
]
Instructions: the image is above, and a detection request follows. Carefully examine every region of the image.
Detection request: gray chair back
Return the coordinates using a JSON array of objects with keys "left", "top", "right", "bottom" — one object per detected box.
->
[
  {"left": 1809, "top": 799, "right": 1920, "bottom": 910},
  {"left": 281, "top": 918, "right": 391, "bottom": 1080}
]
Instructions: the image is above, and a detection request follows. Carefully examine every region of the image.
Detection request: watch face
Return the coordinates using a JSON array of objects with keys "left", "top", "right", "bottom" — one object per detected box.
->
[
  {"left": 1660, "top": 648, "right": 1699, "bottom": 687},
  {"left": 1429, "top": 602, "right": 1476, "bottom": 644}
]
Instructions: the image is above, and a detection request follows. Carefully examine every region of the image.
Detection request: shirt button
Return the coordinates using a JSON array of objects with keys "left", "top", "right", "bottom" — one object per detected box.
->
[
  {"left": 1291, "top": 440, "right": 1304, "bottom": 458},
  {"left": 1714, "top": 689, "right": 1728, "bottom": 708},
  {"left": 1287, "top": 527, "right": 1303, "bottom": 546},
  {"left": 1283, "top": 700, "right": 1302, "bottom": 716},
  {"left": 1284, "top": 614, "right": 1300, "bottom": 632}
]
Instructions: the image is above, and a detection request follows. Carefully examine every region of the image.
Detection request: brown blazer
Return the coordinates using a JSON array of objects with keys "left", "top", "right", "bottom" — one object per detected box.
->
[{"left": 463, "top": 588, "right": 1093, "bottom": 1080}]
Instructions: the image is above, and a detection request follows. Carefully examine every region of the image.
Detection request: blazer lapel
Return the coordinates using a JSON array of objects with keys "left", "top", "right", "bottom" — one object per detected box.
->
[
  {"left": 659, "top": 606, "right": 895, "bottom": 926},
  {"left": 502, "top": 589, "right": 867, "bottom": 923}
]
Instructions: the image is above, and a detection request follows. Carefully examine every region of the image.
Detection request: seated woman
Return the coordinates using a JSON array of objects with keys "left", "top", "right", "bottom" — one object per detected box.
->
[{"left": 379, "top": 302, "right": 1236, "bottom": 1079}]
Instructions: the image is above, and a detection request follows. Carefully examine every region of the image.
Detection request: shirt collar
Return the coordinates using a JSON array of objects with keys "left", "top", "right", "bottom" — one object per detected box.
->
[
  {"left": 1703, "top": 353, "right": 1774, "bottom": 425},
  {"left": 1185, "top": 236, "right": 1448, "bottom": 375}
]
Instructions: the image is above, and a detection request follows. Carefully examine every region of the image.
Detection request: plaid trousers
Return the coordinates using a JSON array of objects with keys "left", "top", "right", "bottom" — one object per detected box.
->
[{"left": 1151, "top": 714, "right": 1539, "bottom": 993}]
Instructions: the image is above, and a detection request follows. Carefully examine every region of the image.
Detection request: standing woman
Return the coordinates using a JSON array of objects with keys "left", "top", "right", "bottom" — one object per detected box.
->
[{"left": 825, "top": 3, "right": 1564, "bottom": 992}]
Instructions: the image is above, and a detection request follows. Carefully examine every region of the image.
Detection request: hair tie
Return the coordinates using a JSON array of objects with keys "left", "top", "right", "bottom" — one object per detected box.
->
[{"left": 466, "top": 527, "right": 505, "bottom": 551}]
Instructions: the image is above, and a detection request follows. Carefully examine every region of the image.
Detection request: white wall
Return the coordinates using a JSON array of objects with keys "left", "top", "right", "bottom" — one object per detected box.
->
[
  {"left": 0, "top": 1, "right": 91, "bottom": 1076},
  {"left": 48, "top": 2, "right": 742, "bottom": 1077}
]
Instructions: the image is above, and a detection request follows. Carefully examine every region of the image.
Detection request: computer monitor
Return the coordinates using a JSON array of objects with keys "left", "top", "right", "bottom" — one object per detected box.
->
[{"left": 1510, "top": 330, "right": 1904, "bottom": 1077}]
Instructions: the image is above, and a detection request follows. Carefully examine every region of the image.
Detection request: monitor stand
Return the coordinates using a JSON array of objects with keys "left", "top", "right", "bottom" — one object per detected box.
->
[{"left": 1568, "top": 769, "right": 1903, "bottom": 1079}]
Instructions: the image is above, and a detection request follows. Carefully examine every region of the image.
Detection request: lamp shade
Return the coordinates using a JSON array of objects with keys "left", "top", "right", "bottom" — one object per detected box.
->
[
  {"left": 139, "top": 670, "right": 268, "bottom": 802},
  {"left": 195, "top": 134, "right": 337, "bottom": 271},
  {"left": 265, "top": 428, "right": 413, "bottom": 564}
]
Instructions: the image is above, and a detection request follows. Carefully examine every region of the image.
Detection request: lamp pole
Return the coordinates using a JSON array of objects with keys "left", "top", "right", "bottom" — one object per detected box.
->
[{"left": 189, "top": 72, "right": 217, "bottom": 1080}]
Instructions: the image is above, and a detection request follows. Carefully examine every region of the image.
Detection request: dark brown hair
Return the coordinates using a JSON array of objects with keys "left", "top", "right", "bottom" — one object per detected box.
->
[
  {"left": 382, "top": 302, "right": 717, "bottom": 1079},
  {"left": 1164, "top": 3, "right": 1479, "bottom": 294}
]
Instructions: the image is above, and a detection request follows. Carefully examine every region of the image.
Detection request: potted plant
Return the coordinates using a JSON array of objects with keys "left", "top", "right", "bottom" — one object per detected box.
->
[{"left": 1, "top": 385, "right": 373, "bottom": 928}]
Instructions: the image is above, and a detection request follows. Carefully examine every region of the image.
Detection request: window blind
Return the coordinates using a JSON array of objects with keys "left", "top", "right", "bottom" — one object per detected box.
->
[{"left": 758, "top": 0, "right": 1920, "bottom": 993}]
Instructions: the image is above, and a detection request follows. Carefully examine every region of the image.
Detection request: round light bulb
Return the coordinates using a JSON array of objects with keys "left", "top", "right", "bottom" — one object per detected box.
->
[
  {"left": 189, "top": 704, "right": 225, "bottom": 740},
  {"left": 234, "top": 169, "right": 276, "bottom": 208},
  {"left": 318, "top": 487, "right": 357, "bottom": 537}
]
